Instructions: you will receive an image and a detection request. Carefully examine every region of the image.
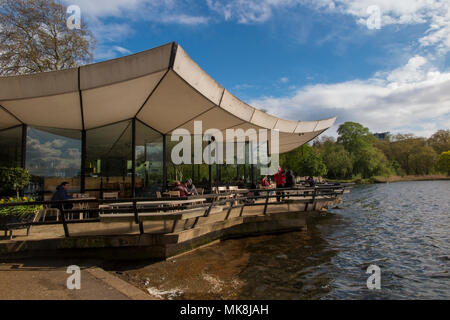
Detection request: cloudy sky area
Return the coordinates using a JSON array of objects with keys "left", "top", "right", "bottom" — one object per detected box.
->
[{"left": 63, "top": 0, "right": 450, "bottom": 137}]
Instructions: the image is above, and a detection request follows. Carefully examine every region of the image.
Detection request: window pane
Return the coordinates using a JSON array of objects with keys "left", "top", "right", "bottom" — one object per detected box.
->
[
  {"left": 86, "top": 120, "right": 132, "bottom": 199},
  {"left": 135, "top": 121, "right": 163, "bottom": 197},
  {"left": 26, "top": 126, "right": 81, "bottom": 196},
  {"left": 0, "top": 126, "right": 22, "bottom": 168}
]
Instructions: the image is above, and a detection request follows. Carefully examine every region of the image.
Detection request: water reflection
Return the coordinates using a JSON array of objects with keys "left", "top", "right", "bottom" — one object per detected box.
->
[{"left": 109, "top": 181, "right": 450, "bottom": 300}]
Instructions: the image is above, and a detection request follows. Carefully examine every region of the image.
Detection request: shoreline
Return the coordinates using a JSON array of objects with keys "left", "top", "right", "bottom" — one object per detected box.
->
[{"left": 327, "top": 175, "right": 450, "bottom": 185}]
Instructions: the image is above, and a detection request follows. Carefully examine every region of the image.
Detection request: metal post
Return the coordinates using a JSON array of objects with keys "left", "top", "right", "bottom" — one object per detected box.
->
[
  {"left": 131, "top": 119, "right": 136, "bottom": 198},
  {"left": 163, "top": 134, "right": 167, "bottom": 192},
  {"left": 263, "top": 193, "right": 270, "bottom": 216},
  {"left": 21, "top": 124, "right": 27, "bottom": 169},
  {"left": 81, "top": 130, "right": 86, "bottom": 193},
  {"left": 59, "top": 203, "right": 70, "bottom": 237}
]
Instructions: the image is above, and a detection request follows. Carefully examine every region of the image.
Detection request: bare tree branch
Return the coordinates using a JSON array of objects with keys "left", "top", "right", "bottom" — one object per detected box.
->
[{"left": 0, "top": 0, "right": 96, "bottom": 76}]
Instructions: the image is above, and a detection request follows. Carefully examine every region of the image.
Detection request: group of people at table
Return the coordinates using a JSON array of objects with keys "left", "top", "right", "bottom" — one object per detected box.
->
[{"left": 50, "top": 169, "right": 317, "bottom": 209}]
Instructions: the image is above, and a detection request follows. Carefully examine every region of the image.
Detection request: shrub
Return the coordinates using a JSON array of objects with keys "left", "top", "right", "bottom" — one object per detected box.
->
[{"left": 0, "top": 167, "right": 31, "bottom": 199}]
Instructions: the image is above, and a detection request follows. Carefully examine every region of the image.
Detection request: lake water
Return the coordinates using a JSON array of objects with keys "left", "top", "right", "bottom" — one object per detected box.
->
[{"left": 113, "top": 180, "right": 450, "bottom": 300}]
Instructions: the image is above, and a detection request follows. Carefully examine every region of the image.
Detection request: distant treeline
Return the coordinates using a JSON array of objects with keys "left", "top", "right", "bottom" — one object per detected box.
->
[{"left": 280, "top": 122, "right": 450, "bottom": 181}]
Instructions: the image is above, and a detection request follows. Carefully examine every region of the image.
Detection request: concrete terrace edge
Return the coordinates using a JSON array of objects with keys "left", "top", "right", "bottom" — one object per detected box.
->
[{"left": 0, "top": 212, "right": 309, "bottom": 261}]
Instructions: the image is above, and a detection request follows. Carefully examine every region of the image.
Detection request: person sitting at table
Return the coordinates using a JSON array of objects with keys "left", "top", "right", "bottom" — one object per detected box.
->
[
  {"left": 261, "top": 176, "right": 270, "bottom": 188},
  {"left": 185, "top": 179, "right": 198, "bottom": 196},
  {"left": 51, "top": 182, "right": 73, "bottom": 209},
  {"left": 285, "top": 170, "right": 296, "bottom": 188},
  {"left": 173, "top": 181, "right": 190, "bottom": 197},
  {"left": 306, "top": 176, "right": 316, "bottom": 187}
]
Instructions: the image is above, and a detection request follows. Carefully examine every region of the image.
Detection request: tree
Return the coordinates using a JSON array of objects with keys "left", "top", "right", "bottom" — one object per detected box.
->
[
  {"left": 281, "top": 145, "right": 327, "bottom": 177},
  {"left": 428, "top": 130, "right": 450, "bottom": 155},
  {"left": 337, "top": 122, "right": 376, "bottom": 155},
  {"left": 0, "top": 167, "right": 31, "bottom": 199},
  {"left": 0, "top": 0, "right": 96, "bottom": 76},
  {"left": 321, "top": 144, "right": 353, "bottom": 179},
  {"left": 408, "top": 146, "right": 437, "bottom": 175},
  {"left": 436, "top": 151, "right": 450, "bottom": 175}
]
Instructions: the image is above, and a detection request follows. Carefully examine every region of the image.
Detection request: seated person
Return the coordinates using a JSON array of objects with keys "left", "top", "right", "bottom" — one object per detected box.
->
[
  {"left": 185, "top": 179, "right": 198, "bottom": 196},
  {"left": 261, "top": 176, "right": 270, "bottom": 188},
  {"left": 285, "top": 170, "right": 296, "bottom": 188},
  {"left": 306, "top": 176, "right": 316, "bottom": 187},
  {"left": 51, "top": 182, "right": 73, "bottom": 209},
  {"left": 173, "top": 181, "right": 190, "bottom": 197}
]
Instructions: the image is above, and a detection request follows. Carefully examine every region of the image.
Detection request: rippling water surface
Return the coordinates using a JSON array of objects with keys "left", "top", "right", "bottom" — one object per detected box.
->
[{"left": 114, "top": 181, "right": 450, "bottom": 300}]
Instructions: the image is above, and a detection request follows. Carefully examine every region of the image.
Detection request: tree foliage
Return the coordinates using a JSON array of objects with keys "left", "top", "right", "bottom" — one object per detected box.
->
[
  {"left": 428, "top": 130, "right": 450, "bottom": 155},
  {"left": 436, "top": 151, "right": 450, "bottom": 175},
  {"left": 284, "top": 122, "right": 445, "bottom": 181},
  {"left": 0, "top": 0, "right": 96, "bottom": 76},
  {"left": 280, "top": 145, "right": 327, "bottom": 177},
  {"left": 0, "top": 167, "right": 31, "bottom": 199},
  {"left": 321, "top": 143, "right": 353, "bottom": 179}
]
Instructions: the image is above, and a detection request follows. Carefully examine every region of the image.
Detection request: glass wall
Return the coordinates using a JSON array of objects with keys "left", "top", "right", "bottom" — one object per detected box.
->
[
  {"left": 0, "top": 126, "right": 22, "bottom": 168},
  {"left": 26, "top": 126, "right": 82, "bottom": 197},
  {"left": 135, "top": 120, "right": 164, "bottom": 197},
  {"left": 85, "top": 120, "right": 132, "bottom": 199},
  {"left": 166, "top": 135, "right": 212, "bottom": 189}
]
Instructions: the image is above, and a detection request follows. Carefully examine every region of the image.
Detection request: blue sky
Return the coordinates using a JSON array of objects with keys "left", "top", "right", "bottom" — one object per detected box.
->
[{"left": 64, "top": 0, "right": 450, "bottom": 137}]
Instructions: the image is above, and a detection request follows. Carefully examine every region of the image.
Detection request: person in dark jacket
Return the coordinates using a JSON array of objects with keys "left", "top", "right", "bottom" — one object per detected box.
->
[
  {"left": 285, "top": 170, "right": 296, "bottom": 188},
  {"left": 51, "top": 182, "right": 73, "bottom": 209}
]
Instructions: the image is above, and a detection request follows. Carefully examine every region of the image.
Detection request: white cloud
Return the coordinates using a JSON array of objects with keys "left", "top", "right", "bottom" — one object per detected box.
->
[
  {"left": 63, "top": 0, "right": 209, "bottom": 25},
  {"left": 95, "top": 45, "right": 133, "bottom": 60},
  {"left": 250, "top": 56, "right": 450, "bottom": 137},
  {"left": 206, "top": 0, "right": 450, "bottom": 55}
]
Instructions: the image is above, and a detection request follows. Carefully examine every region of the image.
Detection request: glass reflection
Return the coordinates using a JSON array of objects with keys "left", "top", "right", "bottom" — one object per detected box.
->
[
  {"left": 86, "top": 120, "right": 132, "bottom": 199},
  {"left": 26, "top": 126, "right": 81, "bottom": 196},
  {"left": 0, "top": 126, "right": 22, "bottom": 168},
  {"left": 135, "top": 120, "right": 164, "bottom": 197}
]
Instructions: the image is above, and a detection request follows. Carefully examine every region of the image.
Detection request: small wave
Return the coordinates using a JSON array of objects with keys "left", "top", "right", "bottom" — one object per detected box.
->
[{"left": 147, "top": 287, "right": 184, "bottom": 300}]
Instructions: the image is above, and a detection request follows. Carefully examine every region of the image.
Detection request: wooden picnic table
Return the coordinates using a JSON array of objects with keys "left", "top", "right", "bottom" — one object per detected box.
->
[
  {"left": 68, "top": 197, "right": 97, "bottom": 220},
  {"left": 104, "top": 198, "right": 207, "bottom": 209}
]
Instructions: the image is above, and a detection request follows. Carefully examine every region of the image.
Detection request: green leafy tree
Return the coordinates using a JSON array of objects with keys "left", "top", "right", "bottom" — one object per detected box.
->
[
  {"left": 408, "top": 146, "right": 438, "bottom": 175},
  {"left": 281, "top": 145, "right": 327, "bottom": 177},
  {"left": 428, "top": 130, "right": 450, "bottom": 155},
  {"left": 321, "top": 144, "right": 353, "bottom": 179},
  {"left": 337, "top": 122, "right": 376, "bottom": 155},
  {"left": 0, "top": 167, "right": 31, "bottom": 199},
  {"left": 436, "top": 151, "right": 450, "bottom": 175}
]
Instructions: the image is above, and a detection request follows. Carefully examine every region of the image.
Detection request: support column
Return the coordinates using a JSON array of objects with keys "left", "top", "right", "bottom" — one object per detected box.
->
[
  {"left": 131, "top": 118, "right": 136, "bottom": 198},
  {"left": 81, "top": 130, "right": 86, "bottom": 193},
  {"left": 163, "top": 134, "right": 167, "bottom": 192},
  {"left": 21, "top": 124, "right": 27, "bottom": 169}
]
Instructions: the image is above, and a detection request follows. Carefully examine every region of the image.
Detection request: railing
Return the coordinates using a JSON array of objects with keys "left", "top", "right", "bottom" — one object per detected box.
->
[{"left": 0, "top": 184, "right": 352, "bottom": 239}]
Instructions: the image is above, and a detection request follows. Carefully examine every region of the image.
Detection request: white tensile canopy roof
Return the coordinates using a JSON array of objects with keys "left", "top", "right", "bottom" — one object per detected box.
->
[{"left": 0, "top": 42, "right": 336, "bottom": 154}]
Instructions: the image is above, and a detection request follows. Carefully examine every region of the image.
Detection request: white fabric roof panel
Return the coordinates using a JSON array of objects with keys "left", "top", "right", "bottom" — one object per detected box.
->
[
  {"left": 82, "top": 71, "right": 166, "bottom": 130},
  {"left": 176, "top": 107, "right": 245, "bottom": 133},
  {"left": 173, "top": 46, "right": 224, "bottom": 106},
  {"left": 220, "top": 90, "right": 255, "bottom": 122},
  {"left": 0, "top": 108, "right": 21, "bottom": 129},
  {"left": 0, "top": 42, "right": 336, "bottom": 153},
  {"left": 0, "top": 68, "right": 78, "bottom": 101},
  {"left": 80, "top": 43, "right": 172, "bottom": 90},
  {"left": 1, "top": 93, "right": 82, "bottom": 130},
  {"left": 137, "top": 71, "right": 216, "bottom": 134}
]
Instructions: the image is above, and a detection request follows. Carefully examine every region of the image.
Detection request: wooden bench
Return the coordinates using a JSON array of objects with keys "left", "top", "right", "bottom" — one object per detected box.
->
[{"left": 99, "top": 205, "right": 224, "bottom": 233}]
